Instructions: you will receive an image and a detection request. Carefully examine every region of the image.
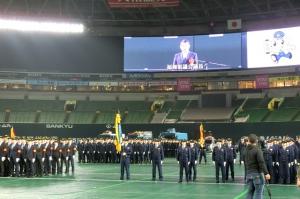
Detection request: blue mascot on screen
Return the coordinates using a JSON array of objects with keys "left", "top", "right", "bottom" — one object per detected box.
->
[{"left": 265, "top": 31, "right": 294, "bottom": 63}]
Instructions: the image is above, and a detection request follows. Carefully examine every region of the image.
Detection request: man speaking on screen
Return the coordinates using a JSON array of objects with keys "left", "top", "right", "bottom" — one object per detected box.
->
[{"left": 172, "top": 39, "right": 198, "bottom": 70}]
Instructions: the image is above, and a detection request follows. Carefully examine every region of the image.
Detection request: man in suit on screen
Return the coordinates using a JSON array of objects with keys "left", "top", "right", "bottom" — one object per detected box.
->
[{"left": 172, "top": 39, "right": 198, "bottom": 70}]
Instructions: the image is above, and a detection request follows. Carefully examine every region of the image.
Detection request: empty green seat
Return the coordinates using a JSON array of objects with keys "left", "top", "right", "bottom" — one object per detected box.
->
[
  {"left": 68, "top": 112, "right": 94, "bottom": 124},
  {"left": 9, "top": 112, "right": 36, "bottom": 123},
  {"left": 39, "top": 112, "right": 65, "bottom": 123}
]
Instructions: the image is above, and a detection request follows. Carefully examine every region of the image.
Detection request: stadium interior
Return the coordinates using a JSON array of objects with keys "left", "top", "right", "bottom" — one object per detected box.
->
[{"left": 0, "top": 0, "right": 300, "bottom": 199}]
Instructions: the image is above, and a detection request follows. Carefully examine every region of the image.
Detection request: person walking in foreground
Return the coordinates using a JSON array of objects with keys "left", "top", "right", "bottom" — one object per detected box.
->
[{"left": 245, "top": 134, "right": 271, "bottom": 199}]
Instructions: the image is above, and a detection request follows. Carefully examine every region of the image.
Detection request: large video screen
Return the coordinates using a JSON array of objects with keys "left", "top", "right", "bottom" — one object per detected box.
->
[
  {"left": 124, "top": 33, "right": 243, "bottom": 72},
  {"left": 247, "top": 27, "right": 300, "bottom": 68}
]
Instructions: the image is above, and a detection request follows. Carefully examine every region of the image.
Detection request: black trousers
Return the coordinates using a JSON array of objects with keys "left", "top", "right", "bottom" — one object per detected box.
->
[
  {"left": 0, "top": 158, "right": 9, "bottom": 176},
  {"left": 78, "top": 151, "right": 83, "bottom": 163},
  {"left": 266, "top": 161, "right": 274, "bottom": 183},
  {"left": 10, "top": 159, "right": 20, "bottom": 176},
  {"left": 66, "top": 156, "right": 75, "bottom": 173},
  {"left": 60, "top": 157, "right": 67, "bottom": 173},
  {"left": 189, "top": 162, "right": 197, "bottom": 181},
  {"left": 279, "top": 162, "right": 290, "bottom": 184},
  {"left": 26, "top": 160, "right": 35, "bottom": 177},
  {"left": 215, "top": 162, "right": 225, "bottom": 182},
  {"left": 225, "top": 160, "right": 234, "bottom": 180},
  {"left": 106, "top": 152, "right": 111, "bottom": 163},
  {"left": 152, "top": 160, "right": 163, "bottom": 180},
  {"left": 99, "top": 153, "right": 105, "bottom": 163},
  {"left": 87, "top": 152, "right": 93, "bottom": 163},
  {"left": 111, "top": 152, "right": 117, "bottom": 163},
  {"left": 52, "top": 157, "right": 60, "bottom": 175},
  {"left": 138, "top": 153, "right": 144, "bottom": 164},
  {"left": 179, "top": 161, "right": 189, "bottom": 182},
  {"left": 199, "top": 151, "right": 207, "bottom": 164},
  {"left": 120, "top": 158, "right": 130, "bottom": 180},
  {"left": 44, "top": 157, "right": 51, "bottom": 175},
  {"left": 35, "top": 158, "right": 44, "bottom": 176},
  {"left": 20, "top": 158, "right": 26, "bottom": 176}
]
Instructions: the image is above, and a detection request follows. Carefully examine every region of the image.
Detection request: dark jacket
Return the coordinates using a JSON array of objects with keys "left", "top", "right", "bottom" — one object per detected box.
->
[
  {"left": 177, "top": 146, "right": 191, "bottom": 163},
  {"left": 212, "top": 146, "right": 227, "bottom": 163},
  {"left": 190, "top": 146, "right": 199, "bottom": 162},
  {"left": 13, "top": 143, "right": 22, "bottom": 159},
  {"left": 225, "top": 145, "right": 237, "bottom": 162},
  {"left": 150, "top": 145, "right": 164, "bottom": 161},
  {"left": 244, "top": 144, "right": 269, "bottom": 175},
  {"left": 121, "top": 144, "right": 132, "bottom": 160},
  {"left": 26, "top": 145, "right": 36, "bottom": 161},
  {"left": 0, "top": 142, "right": 9, "bottom": 157}
]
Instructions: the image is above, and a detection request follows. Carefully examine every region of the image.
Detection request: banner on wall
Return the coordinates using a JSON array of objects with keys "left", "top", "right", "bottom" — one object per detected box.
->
[
  {"left": 177, "top": 78, "right": 192, "bottom": 92},
  {"left": 107, "top": 0, "right": 180, "bottom": 8},
  {"left": 255, "top": 75, "right": 269, "bottom": 89}
]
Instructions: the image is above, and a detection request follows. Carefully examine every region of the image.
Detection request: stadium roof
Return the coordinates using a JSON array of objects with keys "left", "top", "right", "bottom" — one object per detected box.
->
[{"left": 0, "top": 0, "right": 300, "bottom": 35}]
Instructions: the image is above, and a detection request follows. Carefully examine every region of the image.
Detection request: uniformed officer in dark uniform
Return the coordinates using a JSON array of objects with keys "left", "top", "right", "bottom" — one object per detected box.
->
[
  {"left": 287, "top": 139, "right": 297, "bottom": 184},
  {"left": 150, "top": 139, "right": 164, "bottom": 181},
  {"left": 238, "top": 137, "right": 246, "bottom": 165},
  {"left": 212, "top": 139, "right": 227, "bottom": 183},
  {"left": 20, "top": 139, "right": 27, "bottom": 176},
  {"left": 263, "top": 140, "right": 275, "bottom": 184},
  {"left": 99, "top": 139, "right": 106, "bottom": 163},
  {"left": 188, "top": 140, "right": 198, "bottom": 182},
  {"left": 66, "top": 139, "right": 76, "bottom": 174},
  {"left": 225, "top": 139, "right": 236, "bottom": 181},
  {"left": 77, "top": 140, "right": 84, "bottom": 163},
  {"left": 12, "top": 138, "right": 22, "bottom": 177},
  {"left": 52, "top": 141, "right": 61, "bottom": 175},
  {"left": 137, "top": 140, "right": 145, "bottom": 164},
  {"left": 35, "top": 139, "right": 45, "bottom": 177},
  {"left": 272, "top": 139, "right": 280, "bottom": 183},
  {"left": 44, "top": 139, "right": 52, "bottom": 176},
  {"left": 144, "top": 140, "right": 150, "bottom": 164},
  {"left": 120, "top": 139, "right": 132, "bottom": 180},
  {"left": 26, "top": 140, "right": 36, "bottom": 177},
  {"left": 177, "top": 140, "right": 191, "bottom": 183},
  {"left": 278, "top": 141, "right": 292, "bottom": 184},
  {"left": 0, "top": 135, "right": 10, "bottom": 177}
]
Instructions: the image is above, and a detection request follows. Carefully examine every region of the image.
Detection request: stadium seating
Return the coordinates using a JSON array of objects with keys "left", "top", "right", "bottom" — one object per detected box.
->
[
  {"left": 234, "top": 97, "right": 300, "bottom": 122},
  {"left": 281, "top": 97, "right": 300, "bottom": 108},
  {"left": 38, "top": 112, "right": 66, "bottom": 123},
  {"left": 0, "top": 97, "right": 300, "bottom": 124},
  {"left": 181, "top": 108, "right": 235, "bottom": 121},
  {"left": 264, "top": 108, "right": 299, "bottom": 122},
  {"left": 162, "top": 100, "right": 190, "bottom": 120},
  {"left": 123, "top": 111, "right": 153, "bottom": 124},
  {"left": 240, "top": 109, "right": 269, "bottom": 122},
  {"left": 76, "top": 101, "right": 152, "bottom": 112},
  {"left": 243, "top": 98, "right": 270, "bottom": 109},
  {"left": 68, "top": 112, "right": 95, "bottom": 124},
  {"left": 95, "top": 111, "right": 115, "bottom": 124},
  {"left": 0, "top": 99, "right": 65, "bottom": 111},
  {"left": 0, "top": 111, "right": 6, "bottom": 123},
  {"left": 9, "top": 112, "right": 36, "bottom": 123}
]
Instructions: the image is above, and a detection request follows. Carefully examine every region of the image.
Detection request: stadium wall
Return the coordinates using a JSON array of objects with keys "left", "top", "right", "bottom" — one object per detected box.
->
[{"left": 1, "top": 122, "right": 299, "bottom": 142}]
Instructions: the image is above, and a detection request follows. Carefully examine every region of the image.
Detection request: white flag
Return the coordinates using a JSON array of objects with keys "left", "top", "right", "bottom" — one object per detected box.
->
[{"left": 227, "top": 19, "right": 242, "bottom": 30}]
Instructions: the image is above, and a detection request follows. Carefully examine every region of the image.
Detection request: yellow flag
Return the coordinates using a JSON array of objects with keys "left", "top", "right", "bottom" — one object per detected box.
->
[
  {"left": 10, "top": 127, "right": 16, "bottom": 139},
  {"left": 199, "top": 123, "right": 204, "bottom": 144},
  {"left": 114, "top": 113, "right": 122, "bottom": 153}
]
